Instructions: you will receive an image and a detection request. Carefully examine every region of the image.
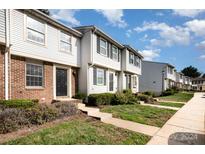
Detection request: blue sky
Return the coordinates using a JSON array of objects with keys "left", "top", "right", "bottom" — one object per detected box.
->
[{"left": 50, "top": 9, "right": 205, "bottom": 73}]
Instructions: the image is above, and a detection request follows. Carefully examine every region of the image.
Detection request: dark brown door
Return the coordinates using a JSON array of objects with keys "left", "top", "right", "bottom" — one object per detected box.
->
[{"left": 56, "top": 68, "right": 67, "bottom": 96}]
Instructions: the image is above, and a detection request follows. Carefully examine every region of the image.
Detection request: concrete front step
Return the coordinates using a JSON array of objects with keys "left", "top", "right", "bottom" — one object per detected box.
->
[
  {"left": 89, "top": 112, "right": 112, "bottom": 121},
  {"left": 81, "top": 107, "right": 100, "bottom": 114},
  {"left": 77, "top": 103, "right": 85, "bottom": 109}
]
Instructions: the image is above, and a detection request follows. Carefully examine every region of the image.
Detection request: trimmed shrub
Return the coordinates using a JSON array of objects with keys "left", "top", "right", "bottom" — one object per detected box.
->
[
  {"left": 137, "top": 94, "right": 154, "bottom": 103},
  {"left": 87, "top": 91, "right": 139, "bottom": 106},
  {"left": 25, "top": 104, "right": 58, "bottom": 125},
  {"left": 112, "top": 92, "right": 129, "bottom": 105},
  {"left": 72, "top": 93, "right": 87, "bottom": 102},
  {"left": 0, "top": 99, "right": 37, "bottom": 109},
  {"left": 142, "top": 91, "right": 155, "bottom": 97},
  {"left": 87, "top": 93, "right": 115, "bottom": 106},
  {"left": 0, "top": 108, "right": 30, "bottom": 134},
  {"left": 53, "top": 102, "right": 78, "bottom": 117}
]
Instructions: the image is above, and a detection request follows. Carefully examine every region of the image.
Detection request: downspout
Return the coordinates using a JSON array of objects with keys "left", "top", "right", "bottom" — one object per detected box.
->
[
  {"left": 4, "top": 9, "right": 10, "bottom": 100},
  {"left": 87, "top": 27, "right": 97, "bottom": 95}
]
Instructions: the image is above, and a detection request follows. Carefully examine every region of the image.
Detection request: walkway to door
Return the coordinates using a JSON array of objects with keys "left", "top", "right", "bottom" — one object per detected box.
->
[{"left": 147, "top": 92, "right": 205, "bottom": 145}]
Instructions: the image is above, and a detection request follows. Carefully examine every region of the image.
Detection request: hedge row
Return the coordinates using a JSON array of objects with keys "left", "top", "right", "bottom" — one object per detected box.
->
[
  {"left": 0, "top": 101, "right": 78, "bottom": 134},
  {"left": 87, "top": 90, "right": 139, "bottom": 106}
]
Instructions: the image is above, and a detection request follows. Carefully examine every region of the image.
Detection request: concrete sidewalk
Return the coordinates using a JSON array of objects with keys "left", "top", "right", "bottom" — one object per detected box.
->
[{"left": 147, "top": 92, "right": 205, "bottom": 145}]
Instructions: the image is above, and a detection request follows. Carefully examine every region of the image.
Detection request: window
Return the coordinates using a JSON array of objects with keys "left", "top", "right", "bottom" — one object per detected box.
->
[
  {"left": 129, "top": 52, "right": 134, "bottom": 64},
  {"left": 27, "top": 16, "right": 45, "bottom": 44},
  {"left": 97, "top": 68, "right": 105, "bottom": 85},
  {"left": 60, "top": 31, "right": 72, "bottom": 53},
  {"left": 134, "top": 56, "right": 140, "bottom": 67},
  {"left": 100, "top": 38, "right": 107, "bottom": 56},
  {"left": 133, "top": 76, "right": 137, "bottom": 88},
  {"left": 168, "top": 67, "right": 173, "bottom": 74},
  {"left": 112, "top": 45, "right": 118, "bottom": 61},
  {"left": 26, "top": 63, "right": 43, "bottom": 87}
]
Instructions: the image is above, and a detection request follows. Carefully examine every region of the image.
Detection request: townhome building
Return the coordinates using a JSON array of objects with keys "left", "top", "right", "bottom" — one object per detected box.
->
[
  {"left": 75, "top": 26, "right": 143, "bottom": 95},
  {"left": 0, "top": 9, "right": 82, "bottom": 103},
  {"left": 192, "top": 77, "right": 205, "bottom": 91},
  {"left": 183, "top": 76, "right": 192, "bottom": 90},
  {"left": 139, "top": 61, "right": 176, "bottom": 95},
  {"left": 175, "top": 72, "right": 184, "bottom": 89},
  {"left": 120, "top": 45, "right": 143, "bottom": 93}
]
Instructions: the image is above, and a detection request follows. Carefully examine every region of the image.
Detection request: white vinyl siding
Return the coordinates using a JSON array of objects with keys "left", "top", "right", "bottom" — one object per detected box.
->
[
  {"left": 26, "top": 16, "right": 45, "bottom": 45},
  {"left": 100, "top": 38, "right": 107, "bottom": 56},
  {"left": 60, "top": 31, "right": 72, "bottom": 53},
  {"left": 26, "top": 63, "right": 43, "bottom": 87},
  {"left": 112, "top": 45, "right": 118, "bottom": 61},
  {"left": 0, "top": 9, "right": 6, "bottom": 42}
]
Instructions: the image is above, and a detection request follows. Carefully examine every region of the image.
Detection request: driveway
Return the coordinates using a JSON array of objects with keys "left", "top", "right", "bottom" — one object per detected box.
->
[{"left": 147, "top": 92, "right": 205, "bottom": 145}]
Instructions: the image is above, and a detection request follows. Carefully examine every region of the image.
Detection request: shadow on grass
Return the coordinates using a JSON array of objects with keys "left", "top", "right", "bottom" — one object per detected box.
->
[{"left": 168, "top": 132, "right": 205, "bottom": 145}]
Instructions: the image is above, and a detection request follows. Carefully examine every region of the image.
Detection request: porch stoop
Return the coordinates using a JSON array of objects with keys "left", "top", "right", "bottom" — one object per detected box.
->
[{"left": 77, "top": 103, "right": 112, "bottom": 121}]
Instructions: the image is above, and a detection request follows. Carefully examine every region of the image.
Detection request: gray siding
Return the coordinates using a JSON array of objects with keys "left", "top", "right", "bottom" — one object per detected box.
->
[
  {"left": 139, "top": 61, "right": 166, "bottom": 95},
  {"left": 0, "top": 9, "right": 6, "bottom": 43}
]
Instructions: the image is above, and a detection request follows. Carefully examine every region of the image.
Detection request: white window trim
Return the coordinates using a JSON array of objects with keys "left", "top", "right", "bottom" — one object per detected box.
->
[
  {"left": 129, "top": 52, "right": 134, "bottom": 64},
  {"left": 24, "top": 14, "right": 47, "bottom": 47},
  {"left": 59, "top": 31, "right": 72, "bottom": 54},
  {"left": 112, "top": 45, "right": 118, "bottom": 61},
  {"left": 25, "top": 62, "right": 44, "bottom": 89},
  {"left": 96, "top": 68, "right": 105, "bottom": 86},
  {"left": 99, "top": 38, "right": 107, "bottom": 56}
]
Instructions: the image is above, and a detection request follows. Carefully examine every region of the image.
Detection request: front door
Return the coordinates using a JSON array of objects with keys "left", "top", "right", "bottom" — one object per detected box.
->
[{"left": 56, "top": 68, "right": 67, "bottom": 96}]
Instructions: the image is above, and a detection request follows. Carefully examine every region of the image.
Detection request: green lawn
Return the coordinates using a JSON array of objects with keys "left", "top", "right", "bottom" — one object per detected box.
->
[
  {"left": 158, "top": 92, "right": 194, "bottom": 102},
  {"left": 4, "top": 116, "right": 150, "bottom": 145},
  {"left": 158, "top": 102, "right": 184, "bottom": 108},
  {"left": 101, "top": 104, "right": 176, "bottom": 127}
]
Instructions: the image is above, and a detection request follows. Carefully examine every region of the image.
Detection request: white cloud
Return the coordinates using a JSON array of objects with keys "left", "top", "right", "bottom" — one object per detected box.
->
[
  {"left": 126, "top": 29, "right": 132, "bottom": 38},
  {"left": 50, "top": 9, "right": 80, "bottom": 26},
  {"left": 199, "top": 55, "right": 205, "bottom": 60},
  {"left": 140, "top": 34, "right": 149, "bottom": 41},
  {"left": 196, "top": 40, "right": 205, "bottom": 50},
  {"left": 134, "top": 21, "right": 190, "bottom": 47},
  {"left": 173, "top": 9, "right": 205, "bottom": 18},
  {"left": 95, "top": 9, "right": 127, "bottom": 28},
  {"left": 185, "top": 19, "right": 205, "bottom": 37},
  {"left": 139, "top": 49, "right": 160, "bottom": 61}
]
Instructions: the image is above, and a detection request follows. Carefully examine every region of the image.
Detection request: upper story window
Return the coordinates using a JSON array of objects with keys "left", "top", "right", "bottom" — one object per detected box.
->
[
  {"left": 60, "top": 31, "right": 72, "bottom": 53},
  {"left": 168, "top": 67, "right": 173, "bottom": 74},
  {"left": 100, "top": 38, "right": 107, "bottom": 56},
  {"left": 27, "top": 16, "right": 45, "bottom": 45},
  {"left": 112, "top": 45, "right": 118, "bottom": 61},
  {"left": 134, "top": 56, "right": 140, "bottom": 67},
  {"left": 26, "top": 63, "right": 43, "bottom": 87},
  {"left": 129, "top": 52, "right": 134, "bottom": 64}
]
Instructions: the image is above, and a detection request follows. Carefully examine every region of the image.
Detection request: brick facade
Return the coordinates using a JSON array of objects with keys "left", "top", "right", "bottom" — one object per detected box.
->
[
  {"left": 0, "top": 45, "right": 5, "bottom": 99},
  {"left": 10, "top": 55, "right": 53, "bottom": 103}
]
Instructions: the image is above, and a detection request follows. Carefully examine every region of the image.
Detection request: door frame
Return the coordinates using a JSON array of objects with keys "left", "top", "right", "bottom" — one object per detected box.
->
[{"left": 53, "top": 64, "right": 72, "bottom": 99}]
